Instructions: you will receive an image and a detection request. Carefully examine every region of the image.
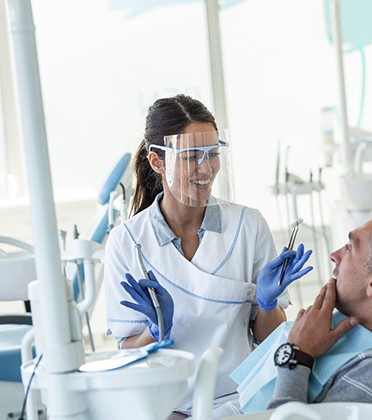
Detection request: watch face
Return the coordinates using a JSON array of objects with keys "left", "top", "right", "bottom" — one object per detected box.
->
[{"left": 274, "top": 343, "right": 293, "bottom": 366}]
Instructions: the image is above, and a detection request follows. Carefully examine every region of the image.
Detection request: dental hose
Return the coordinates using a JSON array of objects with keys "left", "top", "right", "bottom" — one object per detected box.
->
[
  {"left": 135, "top": 244, "right": 165, "bottom": 341},
  {"left": 154, "top": 305, "right": 164, "bottom": 342}
]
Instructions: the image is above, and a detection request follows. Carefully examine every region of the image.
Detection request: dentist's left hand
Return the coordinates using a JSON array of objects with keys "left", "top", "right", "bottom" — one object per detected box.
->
[
  {"left": 257, "top": 243, "right": 313, "bottom": 310},
  {"left": 120, "top": 270, "right": 174, "bottom": 340}
]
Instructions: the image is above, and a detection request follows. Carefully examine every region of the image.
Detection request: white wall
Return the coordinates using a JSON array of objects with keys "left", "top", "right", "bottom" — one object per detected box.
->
[{"left": 2, "top": 0, "right": 371, "bottom": 230}]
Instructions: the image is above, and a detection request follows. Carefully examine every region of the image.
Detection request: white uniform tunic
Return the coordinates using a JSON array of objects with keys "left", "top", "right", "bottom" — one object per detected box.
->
[{"left": 104, "top": 196, "right": 288, "bottom": 411}]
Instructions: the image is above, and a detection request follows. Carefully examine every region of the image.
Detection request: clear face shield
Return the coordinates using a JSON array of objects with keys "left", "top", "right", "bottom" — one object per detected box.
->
[{"left": 149, "top": 131, "right": 232, "bottom": 207}]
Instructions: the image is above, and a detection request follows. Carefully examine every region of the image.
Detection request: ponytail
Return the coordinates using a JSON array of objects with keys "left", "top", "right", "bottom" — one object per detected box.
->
[{"left": 130, "top": 140, "right": 163, "bottom": 216}]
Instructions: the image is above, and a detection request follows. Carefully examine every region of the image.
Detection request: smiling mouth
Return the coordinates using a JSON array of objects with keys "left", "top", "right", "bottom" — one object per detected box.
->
[{"left": 190, "top": 179, "right": 211, "bottom": 186}]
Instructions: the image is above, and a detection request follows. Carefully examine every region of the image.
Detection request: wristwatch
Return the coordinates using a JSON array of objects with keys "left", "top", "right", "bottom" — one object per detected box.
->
[{"left": 274, "top": 342, "right": 314, "bottom": 370}]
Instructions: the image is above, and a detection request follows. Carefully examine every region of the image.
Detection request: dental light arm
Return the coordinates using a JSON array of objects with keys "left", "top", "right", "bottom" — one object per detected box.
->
[{"left": 7, "top": 0, "right": 85, "bottom": 373}]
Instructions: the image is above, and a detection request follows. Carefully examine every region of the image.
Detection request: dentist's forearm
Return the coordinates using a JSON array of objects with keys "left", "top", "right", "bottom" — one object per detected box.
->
[{"left": 253, "top": 306, "right": 286, "bottom": 342}]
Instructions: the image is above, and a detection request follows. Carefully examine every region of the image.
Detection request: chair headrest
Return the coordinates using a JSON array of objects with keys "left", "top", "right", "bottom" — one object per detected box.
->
[{"left": 98, "top": 152, "right": 132, "bottom": 205}]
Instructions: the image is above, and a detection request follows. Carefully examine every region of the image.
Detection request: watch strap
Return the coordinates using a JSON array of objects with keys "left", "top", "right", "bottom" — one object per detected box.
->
[{"left": 288, "top": 346, "right": 314, "bottom": 370}]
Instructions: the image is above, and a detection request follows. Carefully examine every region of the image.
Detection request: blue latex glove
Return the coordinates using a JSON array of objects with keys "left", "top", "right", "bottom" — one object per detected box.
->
[
  {"left": 256, "top": 243, "right": 313, "bottom": 310},
  {"left": 120, "top": 270, "right": 174, "bottom": 340}
]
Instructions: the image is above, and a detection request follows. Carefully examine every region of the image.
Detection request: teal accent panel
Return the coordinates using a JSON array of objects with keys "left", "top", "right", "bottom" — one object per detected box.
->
[{"left": 324, "top": 0, "right": 372, "bottom": 49}]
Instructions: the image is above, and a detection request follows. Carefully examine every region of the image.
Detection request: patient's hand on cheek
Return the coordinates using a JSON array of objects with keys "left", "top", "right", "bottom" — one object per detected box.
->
[{"left": 288, "top": 279, "right": 359, "bottom": 357}]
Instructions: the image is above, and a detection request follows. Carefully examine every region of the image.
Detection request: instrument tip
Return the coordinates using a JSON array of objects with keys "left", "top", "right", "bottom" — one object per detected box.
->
[{"left": 289, "top": 218, "right": 303, "bottom": 229}]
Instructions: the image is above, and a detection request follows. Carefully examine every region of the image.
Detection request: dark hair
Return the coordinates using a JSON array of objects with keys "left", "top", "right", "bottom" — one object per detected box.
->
[{"left": 130, "top": 94, "right": 217, "bottom": 215}]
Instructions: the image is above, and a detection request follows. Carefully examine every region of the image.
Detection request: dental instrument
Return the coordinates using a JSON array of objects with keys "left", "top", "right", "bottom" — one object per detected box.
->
[
  {"left": 135, "top": 244, "right": 165, "bottom": 342},
  {"left": 78, "top": 340, "right": 174, "bottom": 372},
  {"left": 58, "top": 229, "right": 67, "bottom": 251},
  {"left": 278, "top": 218, "right": 303, "bottom": 286},
  {"left": 119, "top": 182, "right": 127, "bottom": 222},
  {"left": 73, "top": 224, "right": 80, "bottom": 239}
]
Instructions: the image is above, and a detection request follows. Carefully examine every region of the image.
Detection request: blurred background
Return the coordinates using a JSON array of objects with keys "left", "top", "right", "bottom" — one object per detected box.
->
[{"left": 1, "top": 0, "right": 372, "bottom": 346}]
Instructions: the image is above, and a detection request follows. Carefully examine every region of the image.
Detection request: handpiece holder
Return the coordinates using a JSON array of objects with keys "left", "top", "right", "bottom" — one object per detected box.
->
[
  {"left": 135, "top": 244, "right": 164, "bottom": 341},
  {"left": 278, "top": 218, "right": 303, "bottom": 285}
]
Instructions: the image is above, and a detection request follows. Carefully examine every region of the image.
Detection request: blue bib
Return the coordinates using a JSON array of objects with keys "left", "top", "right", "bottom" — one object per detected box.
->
[{"left": 230, "top": 311, "right": 372, "bottom": 413}]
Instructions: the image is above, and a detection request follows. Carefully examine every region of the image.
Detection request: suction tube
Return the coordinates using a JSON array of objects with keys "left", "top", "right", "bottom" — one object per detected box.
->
[
  {"left": 278, "top": 218, "right": 303, "bottom": 286},
  {"left": 135, "top": 244, "right": 164, "bottom": 341}
]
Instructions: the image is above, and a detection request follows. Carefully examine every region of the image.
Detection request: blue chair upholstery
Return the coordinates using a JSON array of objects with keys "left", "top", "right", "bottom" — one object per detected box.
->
[
  {"left": 72, "top": 152, "right": 132, "bottom": 302},
  {"left": 98, "top": 152, "right": 132, "bottom": 205},
  {"left": 0, "top": 325, "right": 33, "bottom": 382}
]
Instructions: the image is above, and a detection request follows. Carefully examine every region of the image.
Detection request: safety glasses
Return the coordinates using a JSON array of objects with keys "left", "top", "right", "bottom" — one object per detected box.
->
[{"left": 149, "top": 140, "right": 228, "bottom": 166}]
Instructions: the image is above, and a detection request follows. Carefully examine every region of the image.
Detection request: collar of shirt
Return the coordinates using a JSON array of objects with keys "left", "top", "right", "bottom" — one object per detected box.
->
[{"left": 149, "top": 192, "right": 222, "bottom": 251}]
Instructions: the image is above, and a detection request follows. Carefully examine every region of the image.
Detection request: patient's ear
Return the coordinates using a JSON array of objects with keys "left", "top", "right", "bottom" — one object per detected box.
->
[
  {"left": 367, "top": 276, "right": 372, "bottom": 298},
  {"left": 148, "top": 151, "right": 165, "bottom": 175}
]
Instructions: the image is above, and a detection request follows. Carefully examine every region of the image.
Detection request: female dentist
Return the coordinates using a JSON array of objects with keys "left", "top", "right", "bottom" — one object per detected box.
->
[{"left": 104, "top": 94, "right": 312, "bottom": 418}]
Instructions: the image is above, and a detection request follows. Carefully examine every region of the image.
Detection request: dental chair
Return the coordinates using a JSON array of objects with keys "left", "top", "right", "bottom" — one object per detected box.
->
[
  {"left": 0, "top": 236, "right": 37, "bottom": 418},
  {"left": 67, "top": 151, "right": 132, "bottom": 351},
  {"left": 0, "top": 151, "right": 132, "bottom": 418}
]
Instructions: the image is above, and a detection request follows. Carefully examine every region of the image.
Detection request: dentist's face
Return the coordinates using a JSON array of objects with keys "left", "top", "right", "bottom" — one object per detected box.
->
[
  {"left": 168, "top": 122, "right": 221, "bottom": 207},
  {"left": 330, "top": 220, "right": 372, "bottom": 316}
]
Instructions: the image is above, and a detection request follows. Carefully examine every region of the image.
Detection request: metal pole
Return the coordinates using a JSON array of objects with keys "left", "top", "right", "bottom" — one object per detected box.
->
[
  {"left": 205, "top": 0, "right": 228, "bottom": 133},
  {"left": 330, "top": 0, "right": 352, "bottom": 175},
  {"left": 205, "top": 0, "right": 234, "bottom": 201}
]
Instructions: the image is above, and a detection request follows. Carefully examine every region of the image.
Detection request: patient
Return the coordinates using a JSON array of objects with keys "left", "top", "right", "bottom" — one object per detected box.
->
[{"left": 213, "top": 219, "right": 372, "bottom": 417}]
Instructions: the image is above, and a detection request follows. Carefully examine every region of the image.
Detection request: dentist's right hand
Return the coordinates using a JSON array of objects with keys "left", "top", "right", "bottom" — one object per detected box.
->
[{"left": 120, "top": 270, "right": 174, "bottom": 340}]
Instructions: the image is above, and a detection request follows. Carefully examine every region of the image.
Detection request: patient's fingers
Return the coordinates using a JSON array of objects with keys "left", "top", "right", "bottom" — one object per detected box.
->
[
  {"left": 331, "top": 316, "right": 359, "bottom": 343},
  {"left": 322, "top": 278, "right": 337, "bottom": 309},
  {"left": 295, "top": 308, "right": 305, "bottom": 321},
  {"left": 304, "top": 305, "right": 312, "bottom": 313},
  {"left": 312, "top": 283, "right": 327, "bottom": 310}
]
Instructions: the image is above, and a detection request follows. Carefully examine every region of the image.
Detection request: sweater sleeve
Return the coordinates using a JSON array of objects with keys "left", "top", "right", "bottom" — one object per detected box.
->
[{"left": 267, "top": 365, "right": 311, "bottom": 409}]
